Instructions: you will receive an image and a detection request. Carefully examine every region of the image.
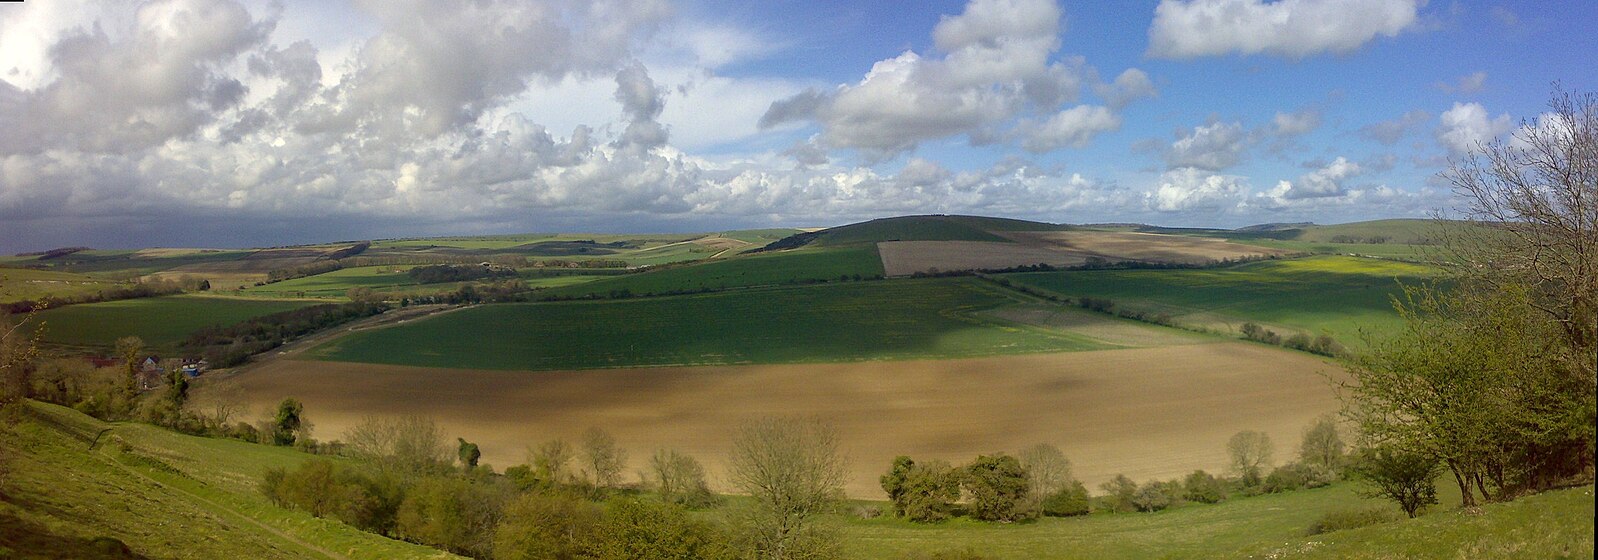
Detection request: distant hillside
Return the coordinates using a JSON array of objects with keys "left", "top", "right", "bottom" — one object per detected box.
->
[{"left": 759, "top": 215, "right": 1067, "bottom": 251}]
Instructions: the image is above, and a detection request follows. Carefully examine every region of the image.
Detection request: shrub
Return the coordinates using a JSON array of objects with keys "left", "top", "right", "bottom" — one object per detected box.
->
[
  {"left": 963, "top": 454, "right": 1033, "bottom": 522},
  {"left": 1182, "top": 470, "right": 1227, "bottom": 504},
  {"left": 1264, "top": 463, "right": 1317, "bottom": 493},
  {"left": 1353, "top": 446, "right": 1439, "bottom": 518},
  {"left": 883, "top": 456, "right": 962, "bottom": 522},
  {"left": 585, "top": 499, "right": 730, "bottom": 560},
  {"left": 493, "top": 491, "right": 602, "bottom": 560},
  {"left": 1040, "top": 480, "right": 1091, "bottom": 517},
  {"left": 1306, "top": 506, "right": 1400, "bottom": 535},
  {"left": 398, "top": 476, "right": 510, "bottom": 557},
  {"left": 1099, "top": 474, "right": 1138, "bottom": 513},
  {"left": 1131, "top": 480, "right": 1173, "bottom": 512}
]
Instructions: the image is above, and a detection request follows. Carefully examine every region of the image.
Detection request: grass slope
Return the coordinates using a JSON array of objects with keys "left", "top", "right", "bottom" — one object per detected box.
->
[
  {"left": 810, "top": 215, "right": 1062, "bottom": 246},
  {"left": 30, "top": 295, "right": 319, "bottom": 352},
  {"left": 0, "top": 268, "right": 120, "bottom": 302},
  {"left": 837, "top": 483, "right": 1592, "bottom": 560},
  {"left": 536, "top": 246, "right": 885, "bottom": 299},
  {"left": 0, "top": 401, "right": 457, "bottom": 559},
  {"left": 1001, "top": 255, "right": 1434, "bottom": 345},
  {"left": 239, "top": 265, "right": 611, "bottom": 299},
  {"left": 309, "top": 277, "right": 1107, "bottom": 370}
]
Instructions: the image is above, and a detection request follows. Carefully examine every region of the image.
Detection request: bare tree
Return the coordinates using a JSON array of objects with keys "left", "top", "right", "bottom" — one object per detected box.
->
[
  {"left": 649, "top": 448, "right": 717, "bottom": 508},
  {"left": 579, "top": 427, "right": 627, "bottom": 491},
  {"left": 1018, "top": 443, "right": 1073, "bottom": 498},
  {"left": 1227, "top": 430, "right": 1274, "bottom": 486},
  {"left": 202, "top": 379, "right": 249, "bottom": 431},
  {"left": 1298, "top": 415, "right": 1345, "bottom": 469},
  {"left": 530, "top": 439, "right": 574, "bottom": 486},
  {"left": 0, "top": 313, "right": 40, "bottom": 405},
  {"left": 343, "top": 414, "right": 450, "bottom": 473},
  {"left": 1439, "top": 86, "right": 1597, "bottom": 358},
  {"left": 727, "top": 417, "right": 847, "bottom": 560}
]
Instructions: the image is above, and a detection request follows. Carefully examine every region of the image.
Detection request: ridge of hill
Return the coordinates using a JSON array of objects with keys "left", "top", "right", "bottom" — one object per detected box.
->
[{"left": 759, "top": 214, "right": 1069, "bottom": 251}]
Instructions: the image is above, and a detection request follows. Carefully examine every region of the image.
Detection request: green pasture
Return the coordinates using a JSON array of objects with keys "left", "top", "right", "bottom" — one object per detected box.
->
[
  {"left": 1, "top": 401, "right": 460, "bottom": 559},
  {"left": 28, "top": 295, "right": 318, "bottom": 352},
  {"left": 0, "top": 267, "right": 121, "bottom": 302},
  {"left": 536, "top": 246, "right": 885, "bottom": 299},
  {"left": 310, "top": 277, "right": 1107, "bottom": 370},
  {"left": 810, "top": 215, "right": 1062, "bottom": 246},
  {"left": 836, "top": 481, "right": 1590, "bottom": 560},
  {"left": 1000, "top": 255, "right": 1436, "bottom": 345},
  {"left": 1229, "top": 238, "right": 1433, "bottom": 260}
]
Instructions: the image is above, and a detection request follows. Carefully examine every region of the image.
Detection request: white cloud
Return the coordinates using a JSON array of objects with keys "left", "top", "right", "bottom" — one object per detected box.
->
[
  {"left": 1147, "top": 0, "right": 1422, "bottom": 59},
  {"left": 1271, "top": 109, "right": 1321, "bottom": 136},
  {"left": 1093, "top": 68, "right": 1158, "bottom": 110},
  {"left": 1436, "top": 71, "right": 1486, "bottom": 94},
  {"left": 1437, "top": 102, "right": 1512, "bottom": 154},
  {"left": 1146, "top": 167, "right": 1247, "bottom": 212},
  {"left": 1021, "top": 104, "right": 1121, "bottom": 152},
  {"left": 1165, "top": 121, "right": 1249, "bottom": 170},
  {"left": 1262, "top": 156, "right": 1362, "bottom": 202},
  {"left": 758, "top": 0, "right": 1143, "bottom": 159},
  {"left": 1359, "top": 110, "right": 1430, "bottom": 145}
]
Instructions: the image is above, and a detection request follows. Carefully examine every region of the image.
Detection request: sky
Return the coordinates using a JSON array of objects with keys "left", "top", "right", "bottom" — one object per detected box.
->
[{"left": 0, "top": 0, "right": 1593, "bottom": 251}]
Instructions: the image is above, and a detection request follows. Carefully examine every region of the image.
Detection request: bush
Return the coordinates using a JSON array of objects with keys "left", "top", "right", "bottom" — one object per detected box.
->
[
  {"left": 1264, "top": 463, "right": 1314, "bottom": 493},
  {"left": 1131, "top": 480, "right": 1174, "bottom": 512},
  {"left": 1040, "top": 480, "right": 1091, "bottom": 517},
  {"left": 398, "top": 476, "right": 511, "bottom": 557},
  {"left": 1306, "top": 506, "right": 1400, "bottom": 535},
  {"left": 1182, "top": 470, "right": 1227, "bottom": 504},
  {"left": 493, "top": 491, "right": 601, "bottom": 560},
  {"left": 585, "top": 499, "right": 731, "bottom": 560},
  {"left": 963, "top": 454, "right": 1033, "bottom": 522},
  {"left": 1099, "top": 474, "right": 1138, "bottom": 513},
  {"left": 883, "top": 456, "right": 962, "bottom": 522}
]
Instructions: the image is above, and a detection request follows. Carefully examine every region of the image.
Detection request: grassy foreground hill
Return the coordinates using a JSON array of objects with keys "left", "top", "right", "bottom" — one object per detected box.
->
[
  {"left": 0, "top": 402, "right": 456, "bottom": 559},
  {"left": 3, "top": 401, "right": 1590, "bottom": 559}
]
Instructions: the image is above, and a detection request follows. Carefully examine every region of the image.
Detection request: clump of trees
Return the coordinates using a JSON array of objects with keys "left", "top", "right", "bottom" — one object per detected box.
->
[
  {"left": 181, "top": 301, "right": 389, "bottom": 367},
  {"left": 408, "top": 264, "right": 517, "bottom": 284},
  {"left": 1344, "top": 88, "right": 1596, "bottom": 509},
  {"left": 1240, "top": 323, "right": 1344, "bottom": 357},
  {"left": 3, "top": 277, "right": 205, "bottom": 314}
]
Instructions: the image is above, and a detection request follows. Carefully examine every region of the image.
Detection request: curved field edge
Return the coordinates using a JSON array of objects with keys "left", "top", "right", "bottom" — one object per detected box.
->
[
  {"left": 27, "top": 295, "right": 323, "bottom": 352},
  {"left": 998, "top": 255, "right": 1435, "bottom": 344},
  {"left": 0, "top": 401, "right": 459, "bottom": 560},
  {"left": 304, "top": 278, "right": 1112, "bottom": 371}
]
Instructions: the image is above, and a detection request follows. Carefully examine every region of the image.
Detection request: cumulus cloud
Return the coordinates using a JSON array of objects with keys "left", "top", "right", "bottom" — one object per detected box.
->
[
  {"left": 1436, "top": 71, "right": 1487, "bottom": 94},
  {"left": 1437, "top": 102, "right": 1512, "bottom": 154},
  {"left": 1359, "top": 110, "right": 1430, "bottom": 145},
  {"left": 1020, "top": 104, "right": 1121, "bottom": 153},
  {"left": 1164, "top": 121, "right": 1249, "bottom": 170},
  {"left": 758, "top": 0, "right": 1147, "bottom": 159},
  {"left": 1093, "top": 68, "right": 1158, "bottom": 110},
  {"left": 1147, "top": 0, "right": 1422, "bottom": 59},
  {"left": 1271, "top": 109, "right": 1321, "bottom": 136},
  {"left": 1146, "top": 167, "right": 1247, "bottom": 212},
  {"left": 1263, "top": 156, "right": 1362, "bottom": 202}
]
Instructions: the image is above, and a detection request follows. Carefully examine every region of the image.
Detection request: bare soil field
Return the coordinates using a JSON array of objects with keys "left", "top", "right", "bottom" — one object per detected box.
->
[
  {"left": 878, "top": 241, "right": 1089, "bottom": 276},
  {"left": 877, "top": 232, "right": 1293, "bottom": 276},
  {"left": 209, "top": 342, "right": 1341, "bottom": 498}
]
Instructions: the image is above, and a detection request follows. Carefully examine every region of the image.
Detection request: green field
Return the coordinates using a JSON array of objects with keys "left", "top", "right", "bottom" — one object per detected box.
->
[
  {"left": 806, "top": 215, "right": 1064, "bottom": 247},
  {"left": 0, "top": 267, "right": 121, "bottom": 302},
  {"left": 310, "top": 277, "right": 1107, "bottom": 370},
  {"left": 836, "top": 481, "right": 1591, "bottom": 560},
  {"left": 1000, "top": 255, "right": 1436, "bottom": 345},
  {"left": 537, "top": 246, "right": 886, "bottom": 299},
  {"left": 8, "top": 401, "right": 1588, "bottom": 560},
  {"left": 1227, "top": 238, "right": 1433, "bottom": 260},
  {"left": 1, "top": 401, "right": 459, "bottom": 559},
  {"left": 29, "top": 295, "right": 319, "bottom": 351},
  {"left": 237, "top": 265, "right": 612, "bottom": 299}
]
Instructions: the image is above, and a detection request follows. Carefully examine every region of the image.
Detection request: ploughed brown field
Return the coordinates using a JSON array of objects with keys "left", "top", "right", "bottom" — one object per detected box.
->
[
  {"left": 214, "top": 342, "right": 1341, "bottom": 498},
  {"left": 877, "top": 231, "right": 1293, "bottom": 276}
]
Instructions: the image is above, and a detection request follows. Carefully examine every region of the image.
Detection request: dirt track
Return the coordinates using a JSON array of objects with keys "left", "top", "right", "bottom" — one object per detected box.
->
[{"left": 210, "top": 343, "right": 1343, "bottom": 498}]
